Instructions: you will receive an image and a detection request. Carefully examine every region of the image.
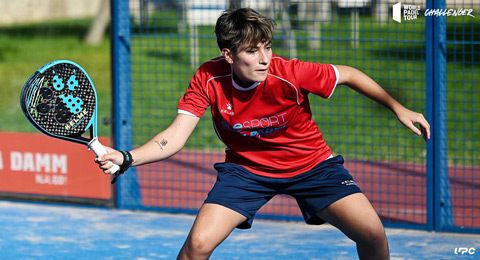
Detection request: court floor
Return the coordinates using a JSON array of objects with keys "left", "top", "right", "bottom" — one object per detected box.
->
[{"left": 0, "top": 200, "right": 478, "bottom": 260}]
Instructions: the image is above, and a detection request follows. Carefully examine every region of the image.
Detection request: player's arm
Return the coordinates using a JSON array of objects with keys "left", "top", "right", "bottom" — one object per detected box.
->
[
  {"left": 96, "top": 113, "right": 200, "bottom": 174},
  {"left": 334, "top": 65, "right": 430, "bottom": 141}
]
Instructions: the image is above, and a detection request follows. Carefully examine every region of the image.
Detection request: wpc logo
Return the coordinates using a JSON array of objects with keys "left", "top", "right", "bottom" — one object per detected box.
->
[
  {"left": 393, "top": 2, "right": 421, "bottom": 23},
  {"left": 454, "top": 247, "right": 476, "bottom": 255}
]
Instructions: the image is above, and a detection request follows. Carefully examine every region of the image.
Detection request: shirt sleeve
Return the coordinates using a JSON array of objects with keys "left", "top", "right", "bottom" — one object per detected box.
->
[
  {"left": 177, "top": 67, "right": 211, "bottom": 118},
  {"left": 294, "top": 61, "right": 339, "bottom": 99}
]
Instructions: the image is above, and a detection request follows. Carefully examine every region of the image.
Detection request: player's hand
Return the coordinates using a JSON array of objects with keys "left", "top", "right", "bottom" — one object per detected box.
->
[
  {"left": 396, "top": 108, "right": 430, "bottom": 141},
  {"left": 94, "top": 146, "right": 124, "bottom": 175}
]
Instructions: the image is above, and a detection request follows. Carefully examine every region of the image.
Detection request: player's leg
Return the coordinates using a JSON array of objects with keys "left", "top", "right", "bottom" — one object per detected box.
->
[
  {"left": 288, "top": 155, "right": 388, "bottom": 259},
  {"left": 316, "top": 193, "right": 389, "bottom": 260},
  {"left": 177, "top": 203, "right": 247, "bottom": 260},
  {"left": 177, "top": 162, "right": 275, "bottom": 259}
]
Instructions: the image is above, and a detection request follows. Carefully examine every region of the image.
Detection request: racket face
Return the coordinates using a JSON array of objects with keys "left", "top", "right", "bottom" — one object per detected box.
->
[{"left": 20, "top": 60, "right": 98, "bottom": 144}]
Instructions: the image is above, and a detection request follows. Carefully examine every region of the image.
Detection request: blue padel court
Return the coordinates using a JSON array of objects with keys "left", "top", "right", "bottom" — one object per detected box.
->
[{"left": 0, "top": 200, "right": 478, "bottom": 260}]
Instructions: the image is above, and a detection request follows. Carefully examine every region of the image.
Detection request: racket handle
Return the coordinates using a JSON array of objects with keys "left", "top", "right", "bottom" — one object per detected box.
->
[{"left": 88, "top": 137, "right": 121, "bottom": 174}]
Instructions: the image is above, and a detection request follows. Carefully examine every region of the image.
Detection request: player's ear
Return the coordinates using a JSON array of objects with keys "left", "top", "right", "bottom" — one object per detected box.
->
[{"left": 222, "top": 48, "right": 234, "bottom": 64}]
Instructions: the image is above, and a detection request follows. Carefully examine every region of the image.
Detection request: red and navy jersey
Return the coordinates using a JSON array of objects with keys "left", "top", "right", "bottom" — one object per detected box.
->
[{"left": 178, "top": 55, "right": 339, "bottom": 178}]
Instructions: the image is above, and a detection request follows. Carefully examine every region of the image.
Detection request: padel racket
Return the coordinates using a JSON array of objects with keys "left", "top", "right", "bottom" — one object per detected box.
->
[{"left": 20, "top": 60, "right": 122, "bottom": 183}]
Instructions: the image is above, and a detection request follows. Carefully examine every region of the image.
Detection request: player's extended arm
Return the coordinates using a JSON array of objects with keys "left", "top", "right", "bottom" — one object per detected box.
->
[
  {"left": 96, "top": 113, "right": 200, "bottom": 174},
  {"left": 335, "top": 65, "right": 430, "bottom": 141}
]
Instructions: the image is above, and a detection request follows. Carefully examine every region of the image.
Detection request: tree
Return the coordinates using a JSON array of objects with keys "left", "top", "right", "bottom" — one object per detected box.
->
[{"left": 83, "top": 0, "right": 110, "bottom": 46}]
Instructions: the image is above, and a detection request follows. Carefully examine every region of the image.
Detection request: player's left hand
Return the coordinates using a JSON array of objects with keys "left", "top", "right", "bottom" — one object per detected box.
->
[{"left": 396, "top": 108, "right": 430, "bottom": 141}]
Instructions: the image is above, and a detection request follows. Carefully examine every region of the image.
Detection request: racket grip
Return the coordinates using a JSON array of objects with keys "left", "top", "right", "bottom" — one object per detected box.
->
[{"left": 88, "top": 137, "right": 121, "bottom": 174}]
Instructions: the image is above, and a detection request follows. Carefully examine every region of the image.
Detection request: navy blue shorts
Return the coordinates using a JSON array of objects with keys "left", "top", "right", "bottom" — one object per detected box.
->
[{"left": 204, "top": 155, "right": 362, "bottom": 229}]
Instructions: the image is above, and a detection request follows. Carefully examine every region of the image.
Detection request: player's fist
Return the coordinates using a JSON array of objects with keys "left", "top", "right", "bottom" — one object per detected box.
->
[{"left": 94, "top": 146, "right": 123, "bottom": 175}]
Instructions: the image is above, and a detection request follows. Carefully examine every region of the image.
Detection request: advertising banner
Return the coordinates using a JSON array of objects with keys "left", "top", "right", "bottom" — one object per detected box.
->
[{"left": 0, "top": 131, "right": 112, "bottom": 199}]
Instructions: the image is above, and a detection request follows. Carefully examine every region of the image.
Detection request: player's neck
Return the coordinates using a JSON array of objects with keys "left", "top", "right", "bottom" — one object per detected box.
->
[{"left": 232, "top": 71, "right": 255, "bottom": 89}]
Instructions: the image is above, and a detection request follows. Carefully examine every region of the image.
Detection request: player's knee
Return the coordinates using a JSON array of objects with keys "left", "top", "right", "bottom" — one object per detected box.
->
[
  {"left": 356, "top": 223, "right": 387, "bottom": 247},
  {"left": 185, "top": 233, "right": 216, "bottom": 257}
]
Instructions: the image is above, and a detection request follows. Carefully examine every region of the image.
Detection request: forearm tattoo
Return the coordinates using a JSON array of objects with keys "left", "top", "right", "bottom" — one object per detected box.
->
[{"left": 155, "top": 139, "right": 168, "bottom": 150}]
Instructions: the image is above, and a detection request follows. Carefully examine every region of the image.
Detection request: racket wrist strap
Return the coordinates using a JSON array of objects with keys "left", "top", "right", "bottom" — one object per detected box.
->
[
  {"left": 119, "top": 151, "right": 133, "bottom": 172},
  {"left": 112, "top": 151, "right": 133, "bottom": 184}
]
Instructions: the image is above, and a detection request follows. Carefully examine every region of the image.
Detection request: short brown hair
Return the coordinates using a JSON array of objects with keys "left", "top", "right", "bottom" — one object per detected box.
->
[{"left": 215, "top": 8, "right": 276, "bottom": 54}]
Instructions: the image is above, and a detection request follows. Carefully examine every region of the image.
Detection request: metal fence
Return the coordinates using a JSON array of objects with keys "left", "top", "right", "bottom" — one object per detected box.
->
[{"left": 111, "top": 0, "right": 479, "bottom": 233}]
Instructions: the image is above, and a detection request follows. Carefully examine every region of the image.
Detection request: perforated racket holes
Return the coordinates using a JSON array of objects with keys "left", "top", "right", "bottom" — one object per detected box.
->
[
  {"left": 52, "top": 74, "right": 65, "bottom": 91},
  {"left": 55, "top": 98, "right": 73, "bottom": 124},
  {"left": 59, "top": 94, "right": 84, "bottom": 114},
  {"left": 35, "top": 87, "right": 55, "bottom": 114},
  {"left": 67, "top": 74, "right": 79, "bottom": 91}
]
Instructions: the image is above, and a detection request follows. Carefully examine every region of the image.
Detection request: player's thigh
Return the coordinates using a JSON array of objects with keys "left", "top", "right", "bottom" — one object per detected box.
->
[
  {"left": 187, "top": 203, "right": 247, "bottom": 247},
  {"left": 316, "top": 193, "right": 385, "bottom": 242}
]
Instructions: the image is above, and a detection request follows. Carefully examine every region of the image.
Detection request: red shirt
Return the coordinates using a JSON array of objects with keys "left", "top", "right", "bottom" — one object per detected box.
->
[{"left": 178, "top": 55, "right": 339, "bottom": 177}]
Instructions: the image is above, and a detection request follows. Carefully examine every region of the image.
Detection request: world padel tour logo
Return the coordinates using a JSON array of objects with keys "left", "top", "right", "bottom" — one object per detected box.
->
[
  {"left": 392, "top": 2, "right": 475, "bottom": 23},
  {"left": 393, "top": 3, "right": 420, "bottom": 22}
]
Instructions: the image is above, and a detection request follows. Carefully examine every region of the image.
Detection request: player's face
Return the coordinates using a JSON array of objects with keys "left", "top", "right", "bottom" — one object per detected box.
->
[{"left": 223, "top": 41, "right": 272, "bottom": 87}]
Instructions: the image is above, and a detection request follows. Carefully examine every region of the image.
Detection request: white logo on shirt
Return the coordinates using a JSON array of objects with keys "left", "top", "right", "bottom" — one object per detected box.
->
[{"left": 221, "top": 103, "right": 235, "bottom": 115}]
